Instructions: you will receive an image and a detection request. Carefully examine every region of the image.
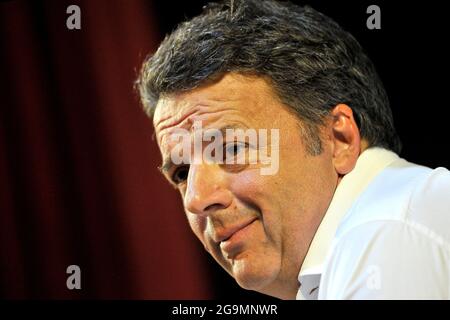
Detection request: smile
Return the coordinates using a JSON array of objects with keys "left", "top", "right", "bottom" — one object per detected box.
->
[{"left": 219, "top": 218, "right": 257, "bottom": 259}]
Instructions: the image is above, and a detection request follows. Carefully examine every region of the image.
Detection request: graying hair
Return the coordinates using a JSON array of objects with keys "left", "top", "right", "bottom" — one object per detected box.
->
[{"left": 136, "top": 0, "right": 402, "bottom": 155}]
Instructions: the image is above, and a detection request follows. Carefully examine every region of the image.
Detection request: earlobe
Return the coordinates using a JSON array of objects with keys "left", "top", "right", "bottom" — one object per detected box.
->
[{"left": 330, "top": 104, "right": 361, "bottom": 175}]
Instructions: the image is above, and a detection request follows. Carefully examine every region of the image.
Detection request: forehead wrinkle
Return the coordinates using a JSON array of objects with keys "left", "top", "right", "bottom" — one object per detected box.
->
[
  {"left": 159, "top": 112, "right": 239, "bottom": 148},
  {"left": 154, "top": 84, "right": 259, "bottom": 158},
  {"left": 155, "top": 105, "right": 199, "bottom": 133},
  {"left": 157, "top": 105, "right": 242, "bottom": 143},
  {"left": 156, "top": 99, "right": 240, "bottom": 130}
]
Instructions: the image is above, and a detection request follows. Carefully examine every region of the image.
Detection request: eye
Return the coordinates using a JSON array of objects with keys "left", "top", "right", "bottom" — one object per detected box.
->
[
  {"left": 171, "top": 165, "right": 189, "bottom": 184},
  {"left": 223, "top": 142, "right": 246, "bottom": 161}
]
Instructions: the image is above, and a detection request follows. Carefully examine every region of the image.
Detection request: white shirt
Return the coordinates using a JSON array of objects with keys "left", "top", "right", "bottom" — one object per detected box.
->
[{"left": 297, "top": 147, "right": 450, "bottom": 299}]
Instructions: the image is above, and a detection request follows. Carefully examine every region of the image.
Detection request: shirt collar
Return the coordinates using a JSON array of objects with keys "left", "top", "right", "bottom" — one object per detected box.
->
[{"left": 296, "top": 147, "right": 399, "bottom": 299}]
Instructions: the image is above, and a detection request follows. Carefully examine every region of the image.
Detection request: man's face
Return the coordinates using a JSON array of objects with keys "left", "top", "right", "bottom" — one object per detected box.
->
[{"left": 153, "top": 73, "right": 338, "bottom": 298}]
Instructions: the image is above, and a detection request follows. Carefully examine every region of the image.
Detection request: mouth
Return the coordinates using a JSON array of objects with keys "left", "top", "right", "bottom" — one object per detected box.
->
[{"left": 218, "top": 218, "right": 257, "bottom": 259}]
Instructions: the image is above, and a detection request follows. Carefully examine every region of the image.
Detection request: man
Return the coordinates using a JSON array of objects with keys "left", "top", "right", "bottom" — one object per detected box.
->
[{"left": 136, "top": 0, "right": 450, "bottom": 299}]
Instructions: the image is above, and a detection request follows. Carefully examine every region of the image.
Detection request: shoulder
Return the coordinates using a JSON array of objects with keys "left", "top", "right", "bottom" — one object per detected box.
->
[
  {"left": 319, "top": 162, "right": 450, "bottom": 299},
  {"left": 407, "top": 167, "right": 450, "bottom": 242},
  {"left": 336, "top": 160, "right": 450, "bottom": 237}
]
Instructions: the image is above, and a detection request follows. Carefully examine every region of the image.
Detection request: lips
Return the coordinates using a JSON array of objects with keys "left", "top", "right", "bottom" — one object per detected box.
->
[
  {"left": 216, "top": 218, "right": 257, "bottom": 259},
  {"left": 214, "top": 218, "right": 257, "bottom": 243}
]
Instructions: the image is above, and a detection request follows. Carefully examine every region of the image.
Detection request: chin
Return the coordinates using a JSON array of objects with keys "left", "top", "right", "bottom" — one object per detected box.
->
[{"left": 231, "top": 256, "right": 279, "bottom": 291}]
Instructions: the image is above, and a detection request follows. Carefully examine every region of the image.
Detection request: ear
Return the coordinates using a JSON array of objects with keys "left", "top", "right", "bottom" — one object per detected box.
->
[{"left": 330, "top": 104, "right": 361, "bottom": 175}]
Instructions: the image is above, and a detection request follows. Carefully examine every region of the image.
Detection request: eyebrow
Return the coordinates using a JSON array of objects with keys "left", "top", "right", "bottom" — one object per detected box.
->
[{"left": 158, "top": 123, "right": 249, "bottom": 174}]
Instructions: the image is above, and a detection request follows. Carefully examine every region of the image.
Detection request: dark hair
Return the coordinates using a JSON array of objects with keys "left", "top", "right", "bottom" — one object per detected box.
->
[{"left": 136, "top": 0, "right": 402, "bottom": 154}]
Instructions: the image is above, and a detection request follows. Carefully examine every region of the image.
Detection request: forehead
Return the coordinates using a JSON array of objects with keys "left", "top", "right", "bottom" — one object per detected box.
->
[{"left": 153, "top": 73, "right": 280, "bottom": 140}]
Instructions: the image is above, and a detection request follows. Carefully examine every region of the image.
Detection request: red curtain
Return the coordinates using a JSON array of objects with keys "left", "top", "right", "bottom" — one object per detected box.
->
[{"left": 0, "top": 0, "right": 213, "bottom": 299}]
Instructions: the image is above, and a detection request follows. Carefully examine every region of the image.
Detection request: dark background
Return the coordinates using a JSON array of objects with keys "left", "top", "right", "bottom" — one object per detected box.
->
[{"left": 0, "top": 0, "right": 448, "bottom": 299}]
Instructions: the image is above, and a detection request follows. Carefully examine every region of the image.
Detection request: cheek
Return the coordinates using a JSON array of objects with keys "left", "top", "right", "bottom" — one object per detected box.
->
[
  {"left": 186, "top": 213, "right": 222, "bottom": 255},
  {"left": 228, "top": 170, "right": 283, "bottom": 241},
  {"left": 228, "top": 167, "right": 267, "bottom": 193},
  {"left": 180, "top": 189, "right": 206, "bottom": 241},
  {"left": 186, "top": 213, "right": 207, "bottom": 243},
  {"left": 187, "top": 212, "right": 233, "bottom": 271},
  {"left": 228, "top": 170, "right": 268, "bottom": 213}
]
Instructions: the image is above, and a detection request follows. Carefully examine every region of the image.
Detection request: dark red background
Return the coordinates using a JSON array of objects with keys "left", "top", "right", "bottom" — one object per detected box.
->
[{"left": 0, "top": 0, "right": 216, "bottom": 299}]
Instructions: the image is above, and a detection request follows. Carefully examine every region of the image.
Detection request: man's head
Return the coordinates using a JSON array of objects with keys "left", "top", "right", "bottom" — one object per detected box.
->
[{"left": 136, "top": 0, "right": 401, "bottom": 298}]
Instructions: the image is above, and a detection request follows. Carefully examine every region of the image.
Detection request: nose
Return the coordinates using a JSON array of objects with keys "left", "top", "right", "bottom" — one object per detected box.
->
[{"left": 183, "top": 163, "right": 232, "bottom": 215}]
